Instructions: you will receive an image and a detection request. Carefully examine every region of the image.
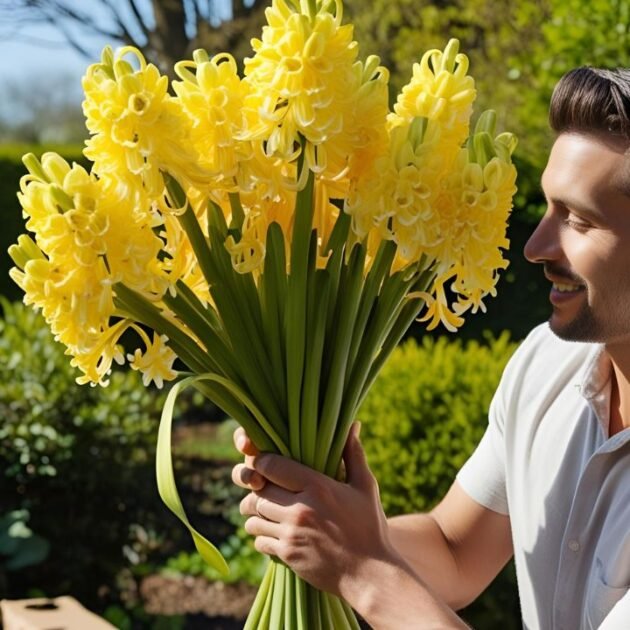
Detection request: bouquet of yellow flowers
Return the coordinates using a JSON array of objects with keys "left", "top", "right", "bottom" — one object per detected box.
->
[{"left": 9, "top": 0, "right": 517, "bottom": 626}]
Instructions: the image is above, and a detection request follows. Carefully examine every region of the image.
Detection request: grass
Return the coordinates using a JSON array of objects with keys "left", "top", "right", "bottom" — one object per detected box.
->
[{"left": 172, "top": 418, "right": 242, "bottom": 463}]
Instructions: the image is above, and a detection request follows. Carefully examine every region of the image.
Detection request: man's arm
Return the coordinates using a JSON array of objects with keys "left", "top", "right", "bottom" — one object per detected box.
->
[{"left": 386, "top": 481, "right": 513, "bottom": 611}]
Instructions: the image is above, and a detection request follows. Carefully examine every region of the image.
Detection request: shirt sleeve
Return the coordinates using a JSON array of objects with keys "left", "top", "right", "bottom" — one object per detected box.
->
[
  {"left": 598, "top": 591, "right": 630, "bottom": 629},
  {"left": 455, "top": 383, "right": 509, "bottom": 516}
]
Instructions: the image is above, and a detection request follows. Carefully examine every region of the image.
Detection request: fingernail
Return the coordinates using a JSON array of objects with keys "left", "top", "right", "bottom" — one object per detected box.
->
[
  {"left": 237, "top": 435, "right": 246, "bottom": 450},
  {"left": 354, "top": 421, "right": 362, "bottom": 439}
]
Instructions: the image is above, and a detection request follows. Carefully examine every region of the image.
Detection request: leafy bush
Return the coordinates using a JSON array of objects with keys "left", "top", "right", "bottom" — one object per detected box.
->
[
  {"left": 359, "top": 333, "right": 521, "bottom": 628},
  {"left": 0, "top": 299, "right": 165, "bottom": 605}
]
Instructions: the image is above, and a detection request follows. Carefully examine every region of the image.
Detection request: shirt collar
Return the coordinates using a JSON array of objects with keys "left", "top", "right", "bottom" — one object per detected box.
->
[{"left": 578, "top": 344, "right": 612, "bottom": 438}]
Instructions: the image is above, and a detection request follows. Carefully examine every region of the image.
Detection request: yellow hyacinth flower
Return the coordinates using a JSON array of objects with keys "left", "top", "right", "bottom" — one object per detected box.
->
[
  {"left": 127, "top": 330, "right": 178, "bottom": 388},
  {"left": 242, "top": 0, "right": 359, "bottom": 179},
  {"left": 346, "top": 41, "right": 477, "bottom": 268},
  {"left": 419, "top": 112, "right": 518, "bottom": 331},
  {"left": 10, "top": 153, "right": 172, "bottom": 385},
  {"left": 173, "top": 51, "right": 252, "bottom": 191},
  {"left": 83, "top": 46, "right": 208, "bottom": 205}
]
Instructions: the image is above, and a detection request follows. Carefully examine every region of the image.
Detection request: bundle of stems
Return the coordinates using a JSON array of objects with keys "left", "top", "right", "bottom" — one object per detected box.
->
[{"left": 113, "top": 163, "right": 434, "bottom": 627}]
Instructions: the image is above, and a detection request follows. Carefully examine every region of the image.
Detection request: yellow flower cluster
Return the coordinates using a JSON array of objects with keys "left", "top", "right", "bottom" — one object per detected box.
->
[
  {"left": 9, "top": 0, "right": 518, "bottom": 387},
  {"left": 243, "top": 0, "right": 357, "bottom": 175},
  {"left": 347, "top": 40, "right": 477, "bottom": 258},
  {"left": 9, "top": 153, "right": 175, "bottom": 385},
  {"left": 83, "top": 46, "right": 208, "bottom": 206},
  {"left": 420, "top": 118, "right": 518, "bottom": 331}
]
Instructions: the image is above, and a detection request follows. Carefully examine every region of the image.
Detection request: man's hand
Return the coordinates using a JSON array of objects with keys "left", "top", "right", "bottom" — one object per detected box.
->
[{"left": 231, "top": 422, "right": 396, "bottom": 604}]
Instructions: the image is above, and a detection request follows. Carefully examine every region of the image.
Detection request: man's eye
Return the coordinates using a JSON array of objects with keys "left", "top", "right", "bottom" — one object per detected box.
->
[{"left": 564, "top": 216, "right": 590, "bottom": 230}]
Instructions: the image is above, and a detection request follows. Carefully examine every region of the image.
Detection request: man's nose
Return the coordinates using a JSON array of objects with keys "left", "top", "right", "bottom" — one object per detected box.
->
[{"left": 523, "top": 211, "right": 562, "bottom": 264}]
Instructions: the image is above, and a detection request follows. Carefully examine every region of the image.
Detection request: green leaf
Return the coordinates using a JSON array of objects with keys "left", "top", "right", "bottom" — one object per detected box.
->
[
  {"left": 300, "top": 268, "right": 331, "bottom": 468},
  {"left": 157, "top": 374, "right": 292, "bottom": 577},
  {"left": 315, "top": 244, "right": 366, "bottom": 473},
  {"left": 346, "top": 239, "right": 397, "bottom": 378},
  {"left": 161, "top": 289, "right": 240, "bottom": 383},
  {"left": 164, "top": 173, "right": 219, "bottom": 287},
  {"left": 259, "top": 223, "right": 289, "bottom": 413},
  {"left": 285, "top": 168, "right": 315, "bottom": 460}
]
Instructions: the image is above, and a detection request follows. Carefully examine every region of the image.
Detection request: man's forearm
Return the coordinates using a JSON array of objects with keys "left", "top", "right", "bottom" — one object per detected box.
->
[
  {"left": 343, "top": 554, "right": 470, "bottom": 630},
  {"left": 387, "top": 513, "right": 471, "bottom": 610}
]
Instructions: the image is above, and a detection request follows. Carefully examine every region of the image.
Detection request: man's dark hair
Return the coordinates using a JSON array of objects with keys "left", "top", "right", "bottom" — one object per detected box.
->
[{"left": 549, "top": 67, "right": 630, "bottom": 138}]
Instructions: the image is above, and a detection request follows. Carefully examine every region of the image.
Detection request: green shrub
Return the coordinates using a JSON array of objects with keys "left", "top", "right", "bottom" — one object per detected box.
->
[
  {"left": 0, "top": 299, "right": 165, "bottom": 604},
  {"left": 359, "top": 333, "right": 521, "bottom": 629}
]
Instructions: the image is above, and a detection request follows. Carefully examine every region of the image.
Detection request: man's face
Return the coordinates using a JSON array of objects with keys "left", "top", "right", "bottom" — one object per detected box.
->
[{"left": 524, "top": 132, "right": 630, "bottom": 345}]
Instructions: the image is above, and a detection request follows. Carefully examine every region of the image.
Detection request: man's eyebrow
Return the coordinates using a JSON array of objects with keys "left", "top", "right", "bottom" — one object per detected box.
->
[{"left": 539, "top": 186, "right": 602, "bottom": 218}]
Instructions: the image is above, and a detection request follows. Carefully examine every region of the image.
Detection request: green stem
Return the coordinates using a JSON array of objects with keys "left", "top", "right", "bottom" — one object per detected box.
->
[
  {"left": 259, "top": 222, "right": 289, "bottom": 413},
  {"left": 164, "top": 173, "right": 219, "bottom": 287},
  {"left": 307, "top": 0, "right": 317, "bottom": 20},
  {"left": 342, "top": 600, "right": 361, "bottom": 630},
  {"left": 300, "top": 269, "right": 331, "bottom": 468},
  {"left": 346, "top": 239, "right": 397, "bottom": 379},
  {"left": 285, "top": 566, "right": 297, "bottom": 629},
  {"left": 286, "top": 165, "right": 315, "bottom": 460},
  {"left": 323, "top": 267, "right": 419, "bottom": 477},
  {"left": 270, "top": 561, "right": 286, "bottom": 628},
  {"left": 358, "top": 268, "right": 435, "bottom": 407},
  {"left": 161, "top": 290, "right": 240, "bottom": 382},
  {"left": 296, "top": 573, "right": 308, "bottom": 630},
  {"left": 259, "top": 562, "right": 276, "bottom": 628},
  {"left": 326, "top": 593, "right": 354, "bottom": 630},
  {"left": 244, "top": 562, "right": 274, "bottom": 630},
  {"left": 172, "top": 279, "right": 223, "bottom": 333},
  {"left": 113, "top": 283, "right": 211, "bottom": 375},
  {"left": 228, "top": 191, "right": 245, "bottom": 231},
  {"left": 307, "top": 584, "right": 323, "bottom": 630},
  {"left": 208, "top": 225, "right": 284, "bottom": 410},
  {"left": 314, "top": 244, "right": 366, "bottom": 472}
]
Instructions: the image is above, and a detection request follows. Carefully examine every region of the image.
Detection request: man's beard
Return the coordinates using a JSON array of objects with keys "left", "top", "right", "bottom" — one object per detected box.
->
[
  {"left": 549, "top": 291, "right": 629, "bottom": 344},
  {"left": 549, "top": 302, "right": 602, "bottom": 342}
]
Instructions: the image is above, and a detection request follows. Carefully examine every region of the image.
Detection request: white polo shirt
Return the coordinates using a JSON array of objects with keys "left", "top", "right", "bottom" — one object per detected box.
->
[{"left": 456, "top": 323, "right": 630, "bottom": 630}]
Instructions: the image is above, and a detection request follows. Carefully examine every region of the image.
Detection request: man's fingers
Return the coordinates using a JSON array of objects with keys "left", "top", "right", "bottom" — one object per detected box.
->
[
  {"left": 342, "top": 421, "right": 374, "bottom": 491},
  {"left": 240, "top": 482, "right": 297, "bottom": 519},
  {"left": 252, "top": 453, "right": 326, "bottom": 493},
  {"left": 233, "top": 427, "right": 260, "bottom": 457},
  {"left": 232, "top": 462, "right": 266, "bottom": 491},
  {"left": 244, "top": 515, "right": 283, "bottom": 540},
  {"left": 252, "top": 534, "right": 281, "bottom": 559}
]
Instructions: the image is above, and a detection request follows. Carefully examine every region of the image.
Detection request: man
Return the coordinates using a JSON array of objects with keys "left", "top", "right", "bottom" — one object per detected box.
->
[{"left": 231, "top": 67, "right": 630, "bottom": 629}]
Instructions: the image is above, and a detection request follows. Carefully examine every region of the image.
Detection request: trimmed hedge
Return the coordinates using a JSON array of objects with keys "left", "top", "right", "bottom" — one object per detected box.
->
[{"left": 359, "top": 333, "right": 521, "bottom": 629}]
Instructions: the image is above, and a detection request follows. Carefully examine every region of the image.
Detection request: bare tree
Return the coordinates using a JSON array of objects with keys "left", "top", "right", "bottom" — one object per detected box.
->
[{"left": 0, "top": 0, "right": 268, "bottom": 76}]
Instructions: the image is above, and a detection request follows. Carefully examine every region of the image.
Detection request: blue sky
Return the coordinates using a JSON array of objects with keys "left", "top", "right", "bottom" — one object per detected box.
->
[
  {"left": 0, "top": 13, "right": 110, "bottom": 115},
  {"left": 0, "top": 0, "right": 234, "bottom": 118}
]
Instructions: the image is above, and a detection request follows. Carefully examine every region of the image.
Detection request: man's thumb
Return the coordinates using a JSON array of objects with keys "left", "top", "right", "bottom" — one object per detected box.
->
[{"left": 342, "top": 421, "right": 372, "bottom": 489}]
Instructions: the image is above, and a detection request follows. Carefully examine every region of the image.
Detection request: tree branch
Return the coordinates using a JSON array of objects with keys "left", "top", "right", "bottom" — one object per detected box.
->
[
  {"left": 125, "top": 0, "right": 152, "bottom": 42},
  {"left": 41, "top": 1, "right": 124, "bottom": 41}
]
